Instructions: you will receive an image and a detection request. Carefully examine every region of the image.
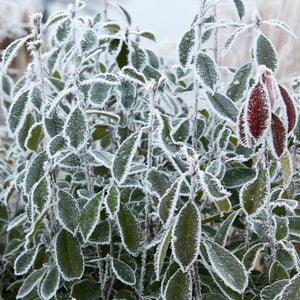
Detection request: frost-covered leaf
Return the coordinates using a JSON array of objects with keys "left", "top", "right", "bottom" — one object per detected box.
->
[
  {"left": 14, "top": 245, "right": 39, "bottom": 275},
  {"left": 146, "top": 49, "right": 160, "bottom": 69},
  {"left": 143, "top": 64, "right": 162, "bottom": 82},
  {"left": 25, "top": 152, "right": 48, "bottom": 194},
  {"left": 89, "top": 220, "right": 110, "bottom": 244},
  {"left": 40, "top": 266, "right": 60, "bottom": 300},
  {"left": 32, "top": 176, "right": 50, "bottom": 212},
  {"left": 58, "top": 152, "right": 81, "bottom": 167},
  {"left": 172, "top": 201, "right": 201, "bottom": 270},
  {"left": 65, "top": 106, "right": 88, "bottom": 149},
  {"left": 117, "top": 203, "right": 143, "bottom": 256},
  {"left": 232, "top": 0, "right": 245, "bottom": 20},
  {"left": 269, "top": 260, "right": 289, "bottom": 283},
  {"left": 8, "top": 90, "right": 29, "bottom": 133},
  {"left": 44, "top": 112, "right": 64, "bottom": 137},
  {"left": 227, "top": 63, "right": 252, "bottom": 102},
  {"left": 260, "top": 279, "right": 289, "bottom": 300},
  {"left": 246, "top": 81, "right": 270, "bottom": 140},
  {"left": 45, "top": 10, "right": 68, "bottom": 28},
  {"left": 49, "top": 135, "right": 68, "bottom": 156},
  {"left": 215, "top": 198, "right": 232, "bottom": 213},
  {"left": 173, "top": 119, "right": 190, "bottom": 142},
  {"left": 178, "top": 28, "right": 195, "bottom": 68},
  {"left": 105, "top": 186, "right": 120, "bottom": 217},
  {"left": 222, "top": 167, "right": 256, "bottom": 188},
  {"left": 159, "top": 178, "right": 182, "bottom": 226},
  {"left": 255, "top": 34, "right": 278, "bottom": 73},
  {"left": 196, "top": 52, "right": 219, "bottom": 91},
  {"left": 30, "top": 85, "right": 43, "bottom": 109},
  {"left": 280, "top": 151, "right": 293, "bottom": 188},
  {"left": 201, "top": 171, "right": 231, "bottom": 200},
  {"left": 55, "top": 229, "right": 84, "bottom": 280},
  {"left": 164, "top": 269, "right": 192, "bottom": 300},
  {"left": 223, "top": 26, "right": 247, "bottom": 55},
  {"left": 242, "top": 243, "right": 264, "bottom": 272},
  {"left": 112, "top": 131, "right": 142, "bottom": 184},
  {"left": 147, "top": 170, "right": 171, "bottom": 197},
  {"left": 214, "top": 210, "right": 239, "bottom": 246},
  {"left": 280, "top": 273, "right": 300, "bottom": 299},
  {"left": 80, "top": 29, "right": 98, "bottom": 53},
  {"left": 204, "top": 240, "right": 248, "bottom": 292},
  {"left": 80, "top": 192, "right": 102, "bottom": 241},
  {"left": 56, "top": 18, "right": 71, "bottom": 43},
  {"left": 278, "top": 84, "right": 297, "bottom": 133},
  {"left": 16, "top": 268, "right": 45, "bottom": 299},
  {"left": 2, "top": 35, "right": 30, "bottom": 72},
  {"left": 119, "top": 79, "right": 136, "bottom": 109},
  {"left": 111, "top": 258, "right": 136, "bottom": 285},
  {"left": 26, "top": 123, "right": 44, "bottom": 152},
  {"left": 116, "top": 4, "right": 131, "bottom": 25},
  {"left": 287, "top": 217, "right": 300, "bottom": 237},
  {"left": 71, "top": 279, "right": 101, "bottom": 300},
  {"left": 130, "top": 46, "right": 146, "bottom": 71},
  {"left": 57, "top": 190, "right": 80, "bottom": 234},
  {"left": 18, "top": 113, "right": 35, "bottom": 150},
  {"left": 89, "top": 150, "right": 113, "bottom": 168},
  {"left": 271, "top": 113, "right": 287, "bottom": 158},
  {"left": 157, "top": 112, "right": 182, "bottom": 154},
  {"left": 263, "top": 19, "right": 296, "bottom": 39},
  {"left": 140, "top": 31, "right": 156, "bottom": 42},
  {"left": 238, "top": 104, "right": 249, "bottom": 146},
  {"left": 206, "top": 92, "right": 239, "bottom": 122},
  {"left": 240, "top": 160, "right": 269, "bottom": 215},
  {"left": 122, "top": 66, "right": 146, "bottom": 84},
  {"left": 46, "top": 47, "right": 61, "bottom": 74},
  {"left": 154, "top": 223, "right": 173, "bottom": 279},
  {"left": 89, "top": 82, "right": 111, "bottom": 106}
]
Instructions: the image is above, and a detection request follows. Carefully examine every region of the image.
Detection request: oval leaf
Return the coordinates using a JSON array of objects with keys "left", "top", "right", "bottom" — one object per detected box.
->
[
  {"left": 271, "top": 112, "right": 287, "bottom": 158},
  {"left": 178, "top": 28, "right": 195, "bottom": 68},
  {"left": 105, "top": 186, "right": 120, "bottom": 217},
  {"left": 111, "top": 258, "right": 136, "bottom": 285},
  {"left": 14, "top": 246, "right": 39, "bottom": 275},
  {"left": 40, "top": 266, "right": 60, "bottom": 300}
]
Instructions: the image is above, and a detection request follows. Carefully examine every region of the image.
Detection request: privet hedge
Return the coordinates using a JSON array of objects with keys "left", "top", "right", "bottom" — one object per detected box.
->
[{"left": 0, "top": 0, "right": 299, "bottom": 299}]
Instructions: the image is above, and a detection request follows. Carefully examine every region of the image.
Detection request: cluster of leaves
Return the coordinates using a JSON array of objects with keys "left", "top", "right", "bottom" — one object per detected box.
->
[{"left": 0, "top": 0, "right": 299, "bottom": 299}]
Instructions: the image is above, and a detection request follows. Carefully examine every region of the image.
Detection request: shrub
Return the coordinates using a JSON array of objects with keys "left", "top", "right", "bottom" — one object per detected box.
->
[{"left": 0, "top": 0, "right": 299, "bottom": 299}]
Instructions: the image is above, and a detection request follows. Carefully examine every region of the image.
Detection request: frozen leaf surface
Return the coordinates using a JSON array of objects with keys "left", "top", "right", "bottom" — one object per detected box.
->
[
  {"left": 105, "top": 186, "right": 120, "bottom": 217},
  {"left": 280, "top": 274, "right": 300, "bottom": 300},
  {"left": 55, "top": 229, "right": 84, "bottom": 280},
  {"left": 242, "top": 243, "right": 264, "bottom": 272},
  {"left": 232, "top": 0, "right": 245, "bottom": 20},
  {"left": 40, "top": 266, "right": 60, "bottom": 300},
  {"left": 111, "top": 258, "right": 136, "bottom": 285},
  {"left": 71, "top": 279, "right": 101, "bottom": 300},
  {"left": 80, "top": 29, "right": 97, "bottom": 53},
  {"left": 178, "top": 28, "right": 195, "bottom": 68},
  {"left": 271, "top": 113, "right": 286, "bottom": 158},
  {"left": 14, "top": 246, "right": 39, "bottom": 275},
  {"left": 32, "top": 176, "right": 50, "bottom": 212},
  {"left": 172, "top": 201, "right": 201, "bottom": 270},
  {"left": 260, "top": 279, "right": 289, "bottom": 300}
]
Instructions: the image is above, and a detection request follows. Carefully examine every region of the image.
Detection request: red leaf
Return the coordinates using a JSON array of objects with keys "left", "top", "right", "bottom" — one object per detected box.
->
[
  {"left": 238, "top": 104, "right": 249, "bottom": 146},
  {"left": 271, "top": 113, "right": 287, "bottom": 158},
  {"left": 246, "top": 81, "right": 270, "bottom": 140},
  {"left": 262, "top": 70, "right": 275, "bottom": 109},
  {"left": 279, "top": 84, "right": 297, "bottom": 133}
]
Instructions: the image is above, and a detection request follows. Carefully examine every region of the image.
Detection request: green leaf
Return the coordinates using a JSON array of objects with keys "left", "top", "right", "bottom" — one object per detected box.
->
[
  {"left": 240, "top": 160, "right": 270, "bottom": 215},
  {"left": 287, "top": 216, "right": 300, "bottom": 237},
  {"left": 281, "top": 151, "right": 293, "bottom": 188},
  {"left": 222, "top": 167, "right": 256, "bottom": 188},
  {"left": 112, "top": 258, "right": 136, "bottom": 285},
  {"left": 112, "top": 131, "right": 142, "bottom": 184},
  {"left": 116, "top": 41, "right": 129, "bottom": 69},
  {"left": 47, "top": 47, "right": 61, "bottom": 74},
  {"left": 45, "top": 11, "right": 68, "bottom": 28},
  {"left": 154, "top": 223, "right": 174, "bottom": 279},
  {"left": 57, "top": 190, "right": 80, "bottom": 234},
  {"left": 89, "top": 82, "right": 111, "bottom": 105},
  {"left": 14, "top": 246, "right": 39, "bottom": 275},
  {"left": 32, "top": 176, "right": 50, "bottom": 212},
  {"left": 119, "top": 79, "right": 136, "bottom": 109},
  {"left": 105, "top": 186, "right": 120, "bottom": 217},
  {"left": 172, "top": 201, "right": 201, "bottom": 270},
  {"left": 215, "top": 198, "right": 232, "bottom": 213},
  {"left": 2, "top": 36, "right": 30, "bottom": 72},
  {"left": 122, "top": 66, "right": 146, "bottom": 84},
  {"left": 49, "top": 135, "right": 68, "bottom": 156},
  {"left": 65, "top": 106, "right": 88, "bottom": 149},
  {"left": 8, "top": 90, "right": 29, "bottom": 133},
  {"left": 143, "top": 64, "right": 162, "bottom": 82},
  {"left": 147, "top": 169, "right": 171, "bottom": 197},
  {"left": 255, "top": 34, "right": 278, "bottom": 73},
  {"left": 164, "top": 269, "right": 192, "bottom": 300},
  {"left": 158, "top": 178, "right": 182, "bottom": 225},
  {"left": 260, "top": 279, "right": 289, "bottom": 300},
  {"left": 2, "top": 74, "right": 13, "bottom": 96},
  {"left": 26, "top": 123, "right": 44, "bottom": 152},
  {"left": 103, "top": 22, "right": 121, "bottom": 33},
  {"left": 280, "top": 274, "right": 300, "bottom": 300},
  {"left": 25, "top": 152, "right": 48, "bottom": 194},
  {"left": 89, "top": 220, "right": 110, "bottom": 244},
  {"left": 18, "top": 113, "right": 35, "bottom": 150},
  {"left": 226, "top": 63, "right": 252, "bottom": 102},
  {"left": 40, "top": 266, "right": 60, "bottom": 300},
  {"left": 130, "top": 46, "right": 146, "bottom": 71},
  {"left": 108, "top": 38, "right": 122, "bottom": 55},
  {"left": 232, "top": 0, "right": 245, "bottom": 20},
  {"left": 274, "top": 216, "right": 288, "bottom": 241},
  {"left": 117, "top": 4, "right": 131, "bottom": 25},
  {"left": 117, "top": 203, "right": 143, "bottom": 256},
  {"left": 16, "top": 268, "right": 45, "bottom": 299},
  {"left": 30, "top": 85, "right": 43, "bottom": 109},
  {"left": 44, "top": 112, "right": 64, "bottom": 137},
  {"left": 80, "top": 29, "right": 97, "bottom": 53},
  {"left": 204, "top": 240, "right": 248, "bottom": 292},
  {"left": 201, "top": 171, "right": 231, "bottom": 200},
  {"left": 56, "top": 18, "right": 71, "bottom": 43},
  {"left": 80, "top": 192, "right": 102, "bottom": 241},
  {"left": 242, "top": 243, "right": 264, "bottom": 272},
  {"left": 173, "top": 119, "right": 190, "bottom": 142},
  {"left": 55, "top": 229, "right": 84, "bottom": 280},
  {"left": 178, "top": 28, "right": 195, "bottom": 68},
  {"left": 196, "top": 52, "right": 219, "bottom": 91},
  {"left": 140, "top": 31, "right": 156, "bottom": 42},
  {"left": 206, "top": 92, "right": 239, "bottom": 122},
  {"left": 214, "top": 211, "right": 239, "bottom": 246},
  {"left": 71, "top": 279, "right": 101, "bottom": 300},
  {"left": 269, "top": 260, "right": 289, "bottom": 284}
]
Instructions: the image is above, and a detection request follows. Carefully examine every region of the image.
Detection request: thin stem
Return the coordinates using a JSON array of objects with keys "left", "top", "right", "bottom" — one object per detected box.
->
[
  {"left": 97, "top": 245, "right": 106, "bottom": 300},
  {"left": 213, "top": 4, "right": 218, "bottom": 63},
  {"left": 193, "top": 262, "right": 202, "bottom": 299}
]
